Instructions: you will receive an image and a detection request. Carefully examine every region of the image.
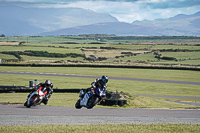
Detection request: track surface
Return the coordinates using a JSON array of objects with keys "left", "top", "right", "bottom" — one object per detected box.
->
[
  {"left": 0, "top": 104, "right": 200, "bottom": 125},
  {"left": 0, "top": 71, "right": 200, "bottom": 85}
]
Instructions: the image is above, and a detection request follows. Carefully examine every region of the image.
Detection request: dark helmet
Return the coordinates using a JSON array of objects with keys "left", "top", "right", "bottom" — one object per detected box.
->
[
  {"left": 101, "top": 75, "right": 108, "bottom": 83},
  {"left": 45, "top": 80, "right": 51, "bottom": 87}
]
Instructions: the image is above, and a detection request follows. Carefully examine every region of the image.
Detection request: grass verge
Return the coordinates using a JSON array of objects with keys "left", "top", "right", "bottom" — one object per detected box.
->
[
  {"left": 0, "top": 124, "right": 200, "bottom": 133},
  {"left": 0, "top": 93, "right": 198, "bottom": 109},
  {"left": 0, "top": 66, "right": 199, "bottom": 82}
]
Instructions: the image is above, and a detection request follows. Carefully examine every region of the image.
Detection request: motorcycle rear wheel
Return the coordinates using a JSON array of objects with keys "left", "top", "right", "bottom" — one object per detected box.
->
[{"left": 87, "top": 96, "right": 99, "bottom": 109}]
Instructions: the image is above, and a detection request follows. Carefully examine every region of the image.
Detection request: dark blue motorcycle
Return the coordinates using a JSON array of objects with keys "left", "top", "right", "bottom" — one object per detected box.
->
[{"left": 75, "top": 87, "right": 106, "bottom": 109}]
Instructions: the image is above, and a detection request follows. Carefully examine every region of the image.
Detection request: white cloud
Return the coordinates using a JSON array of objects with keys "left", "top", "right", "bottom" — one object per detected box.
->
[
  {"left": 62, "top": 0, "right": 200, "bottom": 23},
  {"left": 63, "top": 1, "right": 146, "bottom": 22},
  {"left": 1, "top": 0, "right": 200, "bottom": 23}
]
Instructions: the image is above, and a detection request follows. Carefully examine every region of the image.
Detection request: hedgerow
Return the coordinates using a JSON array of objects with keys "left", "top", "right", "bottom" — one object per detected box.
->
[{"left": 1, "top": 50, "right": 85, "bottom": 59}]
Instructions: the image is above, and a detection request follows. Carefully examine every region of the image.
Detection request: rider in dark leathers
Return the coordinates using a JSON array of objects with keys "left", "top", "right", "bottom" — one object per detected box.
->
[
  {"left": 24, "top": 80, "right": 53, "bottom": 106},
  {"left": 80, "top": 75, "right": 108, "bottom": 98},
  {"left": 38, "top": 80, "right": 53, "bottom": 105}
]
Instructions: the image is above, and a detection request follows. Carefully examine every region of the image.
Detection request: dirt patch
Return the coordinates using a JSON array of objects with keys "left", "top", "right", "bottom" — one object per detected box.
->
[{"left": 0, "top": 42, "right": 19, "bottom": 45}]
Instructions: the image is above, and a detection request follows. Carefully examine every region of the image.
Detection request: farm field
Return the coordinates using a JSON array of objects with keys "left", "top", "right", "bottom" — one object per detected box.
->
[{"left": 0, "top": 35, "right": 200, "bottom": 68}]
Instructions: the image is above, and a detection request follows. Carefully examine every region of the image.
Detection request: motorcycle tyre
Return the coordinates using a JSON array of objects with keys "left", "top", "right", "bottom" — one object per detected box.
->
[
  {"left": 75, "top": 99, "right": 82, "bottom": 109},
  {"left": 26, "top": 95, "right": 39, "bottom": 108},
  {"left": 24, "top": 101, "right": 27, "bottom": 106},
  {"left": 87, "top": 96, "right": 99, "bottom": 109},
  {"left": 26, "top": 103, "right": 31, "bottom": 108}
]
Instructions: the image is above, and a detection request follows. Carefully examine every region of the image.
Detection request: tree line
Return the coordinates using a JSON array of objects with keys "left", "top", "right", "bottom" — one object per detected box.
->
[{"left": 1, "top": 50, "right": 85, "bottom": 59}]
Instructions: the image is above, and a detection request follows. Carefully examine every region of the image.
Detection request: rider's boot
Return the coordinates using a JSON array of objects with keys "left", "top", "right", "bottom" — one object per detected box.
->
[
  {"left": 42, "top": 97, "right": 48, "bottom": 105},
  {"left": 42, "top": 99, "right": 48, "bottom": 105}
]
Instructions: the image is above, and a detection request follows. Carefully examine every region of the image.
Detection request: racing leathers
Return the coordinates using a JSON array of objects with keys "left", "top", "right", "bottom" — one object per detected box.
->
[
  {"left": 80, "top": 78, "right": 107, "bottom": 98},
  {"left": 38, "top": 82, "right": 53, "bottom": 104},
  {"left": 91, "top": 78, "right": 107, "bottom": 92}
]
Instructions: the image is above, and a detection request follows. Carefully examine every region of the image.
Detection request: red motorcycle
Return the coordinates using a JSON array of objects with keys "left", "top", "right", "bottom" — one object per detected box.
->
[{"left": 24, "top": 87, "right": 47, "bottom": 108}]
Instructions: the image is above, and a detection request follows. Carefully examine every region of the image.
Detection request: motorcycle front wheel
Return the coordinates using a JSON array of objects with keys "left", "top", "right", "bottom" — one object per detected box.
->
[
  {"left": 75, "top": 99, "right": 82, "bottom": 109},
  {"left": 26, "top": 95, "right": 39, "bottom": 108},
  {"left": 87, "top": 96, "right": 99, "bottom": 109}
]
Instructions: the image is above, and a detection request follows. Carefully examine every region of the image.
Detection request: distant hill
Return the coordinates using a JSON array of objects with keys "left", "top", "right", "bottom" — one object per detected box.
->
[
  {"left": 132, "top": 11, "right": 200, "bottom": 36},
  {"left": 40, "top": 11, "right": 200, "bottom": 36},
  {"left": 0, "top": 6, "right": 118, "bottom": 36},
  {"left": 39, "top": 22, "right": 164, "bottom": 36},
  {"left": 1, "top": 5, "right": 200, "bottom": 36}
]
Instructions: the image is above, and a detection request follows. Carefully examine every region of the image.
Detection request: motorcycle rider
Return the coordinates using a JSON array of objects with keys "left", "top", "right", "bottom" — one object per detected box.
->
[
  {"left": 24, "top": 80, "right": 53, "bottom": 106},
  {"left": 80, "top": 75, "right": 108, "bottom": 98},
  {"left": 38, "top": 80, "right": 53, "bottom": 105}
]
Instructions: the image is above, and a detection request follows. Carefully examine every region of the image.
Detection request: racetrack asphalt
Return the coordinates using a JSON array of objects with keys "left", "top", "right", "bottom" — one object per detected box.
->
[{"left": 0, "top": 104, "right": 200, "bottom": 125}]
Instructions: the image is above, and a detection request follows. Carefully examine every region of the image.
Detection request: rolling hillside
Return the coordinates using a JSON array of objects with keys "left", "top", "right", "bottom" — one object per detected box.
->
[{"left": 40, "top": 11, "right": 200, "bottom": 36}]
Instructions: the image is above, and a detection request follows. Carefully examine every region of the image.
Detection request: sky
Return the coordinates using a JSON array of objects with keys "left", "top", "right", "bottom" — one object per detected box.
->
[{"left": 1, "top": 0, "right": 200, "bottom": 23}]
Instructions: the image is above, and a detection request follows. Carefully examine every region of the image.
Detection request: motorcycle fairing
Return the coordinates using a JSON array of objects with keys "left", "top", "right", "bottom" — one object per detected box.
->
[
  {"left": 27, "top": 87, "right": 47, "bottom": 106},
  {"left": 95, "top": 87, "right": 106, "bottom": 97},
  {"left": 80, "top": 91, "right": 93, "bottom": 106}
]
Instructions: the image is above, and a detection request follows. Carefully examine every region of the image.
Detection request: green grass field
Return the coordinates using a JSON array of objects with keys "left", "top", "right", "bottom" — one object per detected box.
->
[
  {"left": 1, "top": 66, "right": 199, "bottom": 82},
  {"left": 0, "top": 66, "right": 199, "bottom": 109},
  {"left": 25, "top": 42, "right": 106, "bottom": 48},
  {"left": 0, "top": 46, "right": 83, "bottom": 54},
  {"left": 108, "top": 44, "right": 152, "bottom": 49},
  {"left": 152, "top": 44, "right": 200, "bottom": 50},
  {"left": 104, "top": 52, "right": 200, "bottom": 65},
  {"left": 1, "top": 92, "right": 198, "bottom": 109},
  {"left": 151, "top": 59, "right": 200, "bottom": 65},
  {"left": 1, "top": 35, "right": 199, "bottom": 44},
  {"left": 0, "top": 124, "right": 199, "bottom": 133}
]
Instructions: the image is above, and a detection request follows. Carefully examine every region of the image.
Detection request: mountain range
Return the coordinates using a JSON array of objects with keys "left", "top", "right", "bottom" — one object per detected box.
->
[
  {"left": 0, "top": 6, "right": 118, "bottom": 36},
  {"left": 0, "top": 5, "right": 200, "bottom": 36},
  {"left": 131, "top": 11, "right": 200, "bottom": 36}
]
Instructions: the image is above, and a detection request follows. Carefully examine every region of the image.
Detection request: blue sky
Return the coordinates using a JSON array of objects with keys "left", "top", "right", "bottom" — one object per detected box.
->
[{"left": 1, "top": 0, "right": 200, "bottom": 23}]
